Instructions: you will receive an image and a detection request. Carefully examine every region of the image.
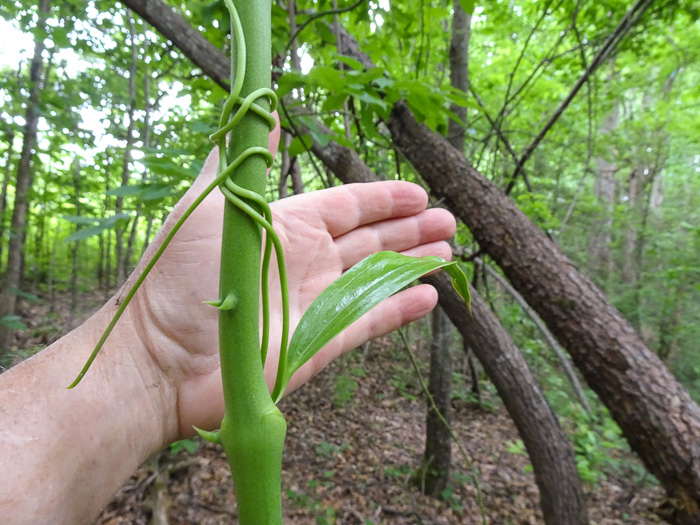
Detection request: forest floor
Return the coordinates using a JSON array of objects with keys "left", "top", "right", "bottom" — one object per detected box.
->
[{"left": 8, "top": 295, "right": 666, "bottom": 525}]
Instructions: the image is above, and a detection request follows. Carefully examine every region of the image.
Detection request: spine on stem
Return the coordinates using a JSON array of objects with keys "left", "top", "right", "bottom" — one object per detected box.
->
[{"left": 216, "top": 1, "right": 286, "bottom": 523}]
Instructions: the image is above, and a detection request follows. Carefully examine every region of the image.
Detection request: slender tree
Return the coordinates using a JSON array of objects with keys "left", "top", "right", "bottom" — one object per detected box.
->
[
  {"left": 114, "top": 9, "right": 138, "bottom": 286},
  {"left": 0, "top": 0, "right": 51, "bottom": 353}
]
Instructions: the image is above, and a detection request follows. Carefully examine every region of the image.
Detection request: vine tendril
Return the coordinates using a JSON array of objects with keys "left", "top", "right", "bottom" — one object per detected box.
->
[{"left": 69, "top": 1, "right": 290, "bottom": 394}]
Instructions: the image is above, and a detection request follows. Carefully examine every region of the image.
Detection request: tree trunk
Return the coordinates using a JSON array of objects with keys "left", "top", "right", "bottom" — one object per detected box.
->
[
  {"left": 140, "top": 54, "right": 156, "bottom": 255},
  {"left": 0, "top": 0, "right": 51, "bottom": 353},
  {"left": 388, "top": 99, "right": 700, "bottom": 523},
  {"left": 0, "top": 127, "right": 15, "bottom": 268},
  {"left": 70, "top": 160, "right": 81, "bottom": 318},
  {"left": 446, "top": 0, "right": 471, "bottom": 152},
  {"left": 416, "top": 3, "right": 473, "bottom": 497},
  {"left": 417, "top": 307, "right": 453, "bottom": 497},
  {"left": 589, "top": 98, "right": 618, "bottom": 281},
  {"left": 277, "top": 2, "right": 304, "bottom": 200},
  {"left": 104, "top": 171, "right": 113, "bottom": 298},
  {"left": 278, "top": 131, "right": 304, "bottom": 199},
  {"left": 115, "top": 9, "right": 138, "bottom": 286}
]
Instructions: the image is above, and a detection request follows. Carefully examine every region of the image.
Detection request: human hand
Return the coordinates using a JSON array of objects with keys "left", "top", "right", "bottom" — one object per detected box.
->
[{"left": 128, "top": 139, "right": 455, "bottom": 441}]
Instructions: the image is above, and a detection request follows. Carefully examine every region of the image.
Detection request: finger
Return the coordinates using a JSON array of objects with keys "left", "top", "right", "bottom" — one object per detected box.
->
[
  {"left": 274, "top": 181, "right": 429, "bottom": 238},
  {"left": 287, "top": 284, "right": 438, "bottom": 391},
  {"left": 335, "top": 208, "right": 456, "bottom": 269},
  {"left": 399, "top": 240, "right": 454, "bottom": 262}
]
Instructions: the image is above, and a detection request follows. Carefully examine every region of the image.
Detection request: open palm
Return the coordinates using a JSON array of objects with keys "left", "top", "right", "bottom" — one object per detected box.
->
[{"left": 129, "top": 147, "right": 455, "bottom": 438}]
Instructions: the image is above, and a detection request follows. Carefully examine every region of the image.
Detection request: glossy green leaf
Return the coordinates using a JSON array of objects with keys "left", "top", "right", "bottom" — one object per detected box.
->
[{"left": 274, "top": 251, "right": 469, "bottom": 402}]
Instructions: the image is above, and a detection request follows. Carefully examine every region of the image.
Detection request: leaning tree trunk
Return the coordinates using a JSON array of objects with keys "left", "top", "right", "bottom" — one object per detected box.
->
[
  {"left": 388, "top": 100, "right": 700, "bottom": 523},
  {"left": 307, "top": 120, "right": 588, "bottom": 525},
  {"left": 0, "top": 0, "right": 51, "bottom": 353}
]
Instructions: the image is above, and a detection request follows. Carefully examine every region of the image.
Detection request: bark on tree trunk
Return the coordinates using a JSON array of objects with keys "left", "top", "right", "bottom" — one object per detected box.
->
[
  {"left": 115, "top": 10, "right": 138, "bottom": 286},
  {"left": 417, "top": 3, "right": 473, "bottom": 497},
  {"left": 0, "top": 127, "right": 15, "bottom": 268},
  {"left": 388, "top": 99, "right": 700, "bottom": 523},
  {"left": 589, "top": 99, "right": 618, "bottom": 281},
  {"left": 0, "top": 0, "right": 51, "bottom": 353},
  {"left": 447, "top": 0, "right": 471, "bottom": 152},
  {"left": 70, "top": 160, "right": 81, "bottom": 318},
  {"left": 417, "top": 307, "right": 453, "bottom": 497}
]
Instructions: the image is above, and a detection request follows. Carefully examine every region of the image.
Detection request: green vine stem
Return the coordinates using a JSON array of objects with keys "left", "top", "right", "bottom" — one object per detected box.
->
[{"left": 214, "top": 1, "right": 287, "bottom": 523}]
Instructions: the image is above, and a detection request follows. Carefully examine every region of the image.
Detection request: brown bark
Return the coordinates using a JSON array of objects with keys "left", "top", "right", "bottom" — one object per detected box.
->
[
  {"left": 417, "top": 3, "right": 473, "bottom": 497},
  {"left": 388, "top": 99, "right": 700, "bottom": 522},
  {"left": 0, "top": 0, "right": 51, "bottom": 353},
  {"left": 115, "top": 10, "right": 138, "bottom": 286},
  {"left": 446, "top": 0, "right": 471, "bottom": 152},
  {"left": 0, "top": 127, "right": 15, "bottom": 267},
  {"left": 278, "top": 131, "right": 304, "bottom": 199},
  {"left": 417, "top": 307, "right": 453, "bottom": 497},
  {"left": 278, "top": 3, "right": 304, "bottom": 200}
]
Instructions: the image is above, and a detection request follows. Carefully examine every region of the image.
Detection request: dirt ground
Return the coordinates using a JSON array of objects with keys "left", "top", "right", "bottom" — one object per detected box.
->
[{"left": 89, "top": 334, "right": 665, "bottom": 525}]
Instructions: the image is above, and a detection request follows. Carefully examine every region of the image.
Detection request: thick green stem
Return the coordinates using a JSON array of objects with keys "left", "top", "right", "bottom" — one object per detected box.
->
[{"left": 217, "top": 1, "right": 286, "bottom": 523}]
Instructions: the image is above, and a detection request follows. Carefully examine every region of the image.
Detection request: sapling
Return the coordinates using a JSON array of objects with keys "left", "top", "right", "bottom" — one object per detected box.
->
[{"left": 69, "top": 1, "right": 471, "bottom": 523}]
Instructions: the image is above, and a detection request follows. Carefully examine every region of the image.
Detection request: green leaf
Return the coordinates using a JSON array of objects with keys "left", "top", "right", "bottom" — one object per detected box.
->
[
  {"left": 63, "top": 213, "right": 131, "bottom": 242},
  {"left": 106, "top": 185, "right": 142, "bottom": 198},
  {"left": 287, "top": 134, "right": 313, "bottom": 157},
  {"left": 314, "top": 21, "right": 337, "bottom": 44},
  {"left": 0, "top": 315, "right": 26, "bottom": 331},
  {"left": 335, "top": 55, "right": 365, "bottom": 71},
  {"left": 275, "top": 252, "right": 469, "bottom": 401},
  {"left": 308, "top": 65, "right": 346, "bottom": 91},
  {"left": 63, "top": 215, "right": 99, "bottom": 225},
  {"left": 276, "top": 71, "right": 307, "bottom": 98},
  {"left": 8, "top": 287, "right": 39, "bottom": 303},
  {"left": 459, "top": 0, "right": 476, "bottom": 14}
]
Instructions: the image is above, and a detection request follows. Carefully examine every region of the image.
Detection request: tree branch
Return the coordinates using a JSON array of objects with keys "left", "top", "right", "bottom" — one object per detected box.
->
[{"left": 505, "top": 0, "right": 656, "bottom": 194}]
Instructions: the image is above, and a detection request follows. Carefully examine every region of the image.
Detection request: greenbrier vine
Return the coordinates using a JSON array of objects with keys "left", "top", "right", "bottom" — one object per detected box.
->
[{"left": 68, "top": 1, "right": 292, "bottom": 392}]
